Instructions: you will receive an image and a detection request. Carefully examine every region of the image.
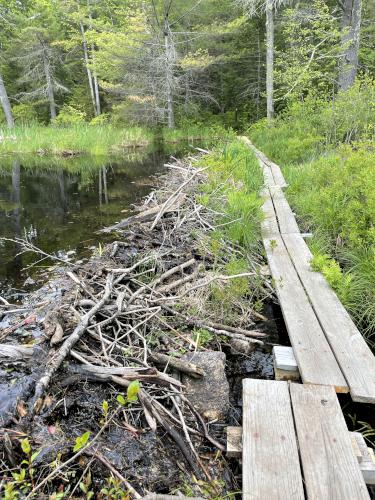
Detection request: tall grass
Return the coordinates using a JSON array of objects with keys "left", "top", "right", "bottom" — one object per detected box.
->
[
  {"left": 248, "top": 80, "right": 375, "bottom": 342},
  {"left": 0, "top": 123, "right": 232, "bottom": 156}
]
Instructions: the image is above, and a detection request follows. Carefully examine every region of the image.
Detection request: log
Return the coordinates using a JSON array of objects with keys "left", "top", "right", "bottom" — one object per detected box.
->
[{"left": 149, "top": 352, "right": 205, "bottom": 378}]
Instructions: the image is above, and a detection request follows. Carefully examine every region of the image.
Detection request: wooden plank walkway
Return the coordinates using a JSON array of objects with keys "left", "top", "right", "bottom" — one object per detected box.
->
[
  {"left": 241, "top": 137, "right": 375, "bottom": 404},
  {"left": 242, "top": 379, "right": 370, "bottom": 500}
]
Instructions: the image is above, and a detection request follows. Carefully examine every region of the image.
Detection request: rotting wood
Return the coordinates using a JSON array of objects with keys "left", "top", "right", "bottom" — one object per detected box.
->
[
  {"left": 290, "top": 383, "right": 369, "bottom": 499},
  {"left": 242, "top": 379, "right": 304, "bottom": 500},
  {"left": 148, "top": 352, "right": 205, "bottom": 378}
]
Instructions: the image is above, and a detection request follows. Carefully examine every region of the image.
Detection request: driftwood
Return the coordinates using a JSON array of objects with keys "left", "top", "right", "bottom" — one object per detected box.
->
[
  {"left": 149, "top": 352, "right": 205, "bottom": 378},
  {"left": 31, "top": 274, "right": 114, "bottom": 413},
  {"left": 101, "top": 193, "right": 186, "bottom": 233},
  {"left": 0, "top": 344, "right": 34, "bottom": 360}
]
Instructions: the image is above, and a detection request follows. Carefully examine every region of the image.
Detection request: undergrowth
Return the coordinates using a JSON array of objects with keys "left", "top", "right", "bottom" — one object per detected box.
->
[
  {"left": 249, "top": 79, "right": 375, "bottom": 342},
  {"left": 195, "top": 140, "right": 266, "bottom": 321}
]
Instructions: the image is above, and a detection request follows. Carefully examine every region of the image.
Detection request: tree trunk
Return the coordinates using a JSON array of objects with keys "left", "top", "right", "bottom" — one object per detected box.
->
[
  {"left": 93, "top": 71, "right": 101, "bottom": 116},
  {"left": 265, "top": 0, "right": 274, "bottom": 120},
  {"left": 80, "top": 21, "right": 97, "bottom": 116},
  {"left": 164, "top": 19, "right": 175, "bottom": 129},
  {"left": 43, "top": 52, "right": 57, "bottom": 120},
  {"left": 338, "top": 0, "right": 362, "bottom": 91},
  {"left": 0, "top": 71, "right": 14, "bottom": 128}
]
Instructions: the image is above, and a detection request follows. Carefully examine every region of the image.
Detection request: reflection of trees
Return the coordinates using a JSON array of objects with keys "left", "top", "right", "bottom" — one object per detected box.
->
[
  {"left": 7, "top": 160, "right": 23, "bottom": 283},
  {"left": 99, "top": 166, "right": 108, "bottom": 206},
  {"left": 58, "top": 170, "right": 68, "bottom": 222}
]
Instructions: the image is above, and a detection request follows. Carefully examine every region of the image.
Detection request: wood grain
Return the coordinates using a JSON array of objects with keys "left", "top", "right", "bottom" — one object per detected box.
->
[
  {"left": 242, "top": 379, "right": 304, "bottom": 499},
  {"left": 283, "top": 232, "right": 375, "bottom": 403},
  {"left": 269, "top": 186, "right": 300, "bottom": 234},
  {"left": 264, "top": 235, "right": 348, "bottom": 391},
  {"left": 290, "top": 383, "right": 370, "bottom": 499}
]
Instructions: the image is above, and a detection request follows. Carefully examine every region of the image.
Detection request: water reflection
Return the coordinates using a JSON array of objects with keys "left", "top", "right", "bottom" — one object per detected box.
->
[{"left": 0, "top": 148, "right": 175, "bottom": 296}]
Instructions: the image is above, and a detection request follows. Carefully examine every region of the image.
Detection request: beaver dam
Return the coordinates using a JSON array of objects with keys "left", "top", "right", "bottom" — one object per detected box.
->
[{"left": 0, "top": 151, "right": 282, "bottom": 498}]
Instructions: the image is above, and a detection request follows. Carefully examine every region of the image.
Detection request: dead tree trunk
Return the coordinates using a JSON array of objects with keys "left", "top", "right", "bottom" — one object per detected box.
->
[
  {"left": 43, "top": 51, "right": 57, "bottom": 120},
  {"left": 265, "top": 0, "right": 274, "bottom": 120},
  {"left": 80, "top": 21, "right": 98, "bottom": 116},
  {"left": 338, "top": 0, "right": 362, "bottom": 91},
  {"left": 164, "top": 18, "right": 175, "bottom": 129},
  {"left": 0, "top": 71, "right": 14, "bottom": 128}
]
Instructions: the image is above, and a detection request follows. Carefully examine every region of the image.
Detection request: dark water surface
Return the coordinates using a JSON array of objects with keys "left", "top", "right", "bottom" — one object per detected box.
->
[{"left": 0, "top": 146, "right": 190, "bottom": 298}]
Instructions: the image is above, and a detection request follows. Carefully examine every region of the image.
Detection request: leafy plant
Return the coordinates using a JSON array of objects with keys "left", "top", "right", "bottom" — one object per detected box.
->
[{"left": 73, "top": 431, "right": 91, "bottom": 452}]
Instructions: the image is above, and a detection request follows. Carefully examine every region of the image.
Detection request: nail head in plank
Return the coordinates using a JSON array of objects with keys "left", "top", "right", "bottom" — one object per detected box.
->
[
  {"left": 242, "top": 379, "right": 304, "bottom": 500},
  {"left": 290, "top": 383, "right": 370, "bottom": 499},
  {"left": 283, "top": 232, "right": 375, "bottom": 403},
  {"left": 264, "top": 235, "right": 348, "bottom": 391}
]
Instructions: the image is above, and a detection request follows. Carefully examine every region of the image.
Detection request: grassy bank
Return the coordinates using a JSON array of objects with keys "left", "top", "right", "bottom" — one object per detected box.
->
[
  {"left": 249, "top": 80, "right": 375, "bottom": 343},
  {"left": 0, "top": 123, "right": 232, "bottom": 156}
]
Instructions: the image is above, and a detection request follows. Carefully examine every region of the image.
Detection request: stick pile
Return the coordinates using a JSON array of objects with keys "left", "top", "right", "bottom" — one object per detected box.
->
[{"left": 0, "top": 155, "right": 272, "bottom": 497}]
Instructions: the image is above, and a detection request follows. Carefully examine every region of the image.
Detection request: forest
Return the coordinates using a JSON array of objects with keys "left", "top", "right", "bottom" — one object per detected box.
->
[{"left": 0, "top": 0, "right": 375, "bottom": 498}]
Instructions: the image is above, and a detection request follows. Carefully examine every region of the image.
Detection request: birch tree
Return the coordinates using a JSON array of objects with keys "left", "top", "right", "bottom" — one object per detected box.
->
[
  {"left": 235, "top": 0, "right": 292, "bottom": 120},
  {"left": 338, "top": 0, "right": 362, "bottom": 91},
  {"left": 0, "top": 71, "right": 14, "bottom": 127}
]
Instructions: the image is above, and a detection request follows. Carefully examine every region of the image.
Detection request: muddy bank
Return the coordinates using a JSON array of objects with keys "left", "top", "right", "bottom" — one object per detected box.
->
[{"left": 0, "top": 153, "right": 277, "bottom": 498}]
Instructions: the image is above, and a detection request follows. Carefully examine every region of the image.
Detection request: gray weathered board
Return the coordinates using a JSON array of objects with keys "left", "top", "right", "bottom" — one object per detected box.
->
[
  {"left": 264, "top": 235, "right": 348, "bottom": 391},
  {"left": 242, "top": 380, "right": 370, "bottom": 499},
  {"left": 290, "top": 383, "right": 370, "bottom": 499},
  {"left": 244, "top": 136, "right": 375, "bottom": 402},
  {"left": 227, "top": 426, "right": 375, "bottom": 486},
  {"left": 283, "top": 232, "right": 375, "bottom": 403},
  {"left": 242, "top": 379, "right": 304, "bottom": 499}
]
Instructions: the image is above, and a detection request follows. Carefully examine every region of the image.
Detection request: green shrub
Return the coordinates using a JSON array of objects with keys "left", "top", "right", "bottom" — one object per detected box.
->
[{"left": 54, "top": 105, "right": 87, "bottom": 126}]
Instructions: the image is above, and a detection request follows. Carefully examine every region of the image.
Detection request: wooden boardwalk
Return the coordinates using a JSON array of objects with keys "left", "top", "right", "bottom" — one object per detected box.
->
[
  {"left": 242, "top": 379, "right": 371, "bottom": 500},
  {"left": 241, "top": 137, "right": 375, "bottom": 404}
]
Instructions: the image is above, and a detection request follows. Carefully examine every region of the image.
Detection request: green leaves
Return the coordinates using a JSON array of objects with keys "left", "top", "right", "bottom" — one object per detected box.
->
[
  {"left": 116, "top": 394, "right": 126, "bottom": 406},
  {"left": 127, "top": 380, "right": 140, "bottom": 402},
  {"left": 73, "top": 431, "right": 91, "bottom": 452},
  {"left": 102, "top": 399, "right": 109, "bottom": 416},
  {"left": 117, "top": 380, "right": 141, "bottom": 406},
  {"left": 21, "top": 438, "right": 31, "bottom": 455}
]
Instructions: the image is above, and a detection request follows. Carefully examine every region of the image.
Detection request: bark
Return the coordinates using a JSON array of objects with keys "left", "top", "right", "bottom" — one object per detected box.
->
[
  {"left": 164, "top": 18, "right": 175, "bottom": 129},
  {"left": 80, "top": 21, "right": 97, "bottom": 116},
  {"left": 93, "top": 71, "right": 101, "bottom": 116},
  {"left": 0, "top": 71, "right": 14, "bottom": 128},
  {"left": 338, "top": 0, "right": 362, "bottom": 91},
  {"left": 265, "top": 0, "right": 274, "bottom": 120},
  {"left": 42, "top": 51, "right": 57, "bottom": 120}
]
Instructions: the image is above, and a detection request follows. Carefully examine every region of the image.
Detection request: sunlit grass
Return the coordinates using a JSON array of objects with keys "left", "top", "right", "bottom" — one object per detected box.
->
[{"left": 0, "top": 123, "right": 232, "bottom": 156}]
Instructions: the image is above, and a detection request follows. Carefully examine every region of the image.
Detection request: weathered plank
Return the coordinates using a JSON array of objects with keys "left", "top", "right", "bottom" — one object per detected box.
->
[
  {"left": 264, "top": 235, "right": 348, "bottom": 391},
  {"left": 269, "top": 186, "right": 300, "bottom": 234},
  {"left": 268, "top": 160, "right": 288, "bottom": 188},
  {"left": 260, "top": 188, "right": 279, "bottom": 238},
  {"left": 273, "top": 345, "right": 298, "bottom": 371},
  {"left": 242, "top": 379, "right": 304, "bottom": 499},
  {"left": 226, "top": 426, "right": 242, "bottom": 458},
  {"left": 290, "top": 384, "right": 370, "bottom": 499},
  {"left": 283, "top": 232, "right": 375, "bottom": 403},
  {"left": 350, "top": 433, "right": 375, "bottom": 485}
]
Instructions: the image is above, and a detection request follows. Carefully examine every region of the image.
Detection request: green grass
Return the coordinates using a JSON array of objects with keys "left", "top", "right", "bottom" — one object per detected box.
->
[
  {"left": 248, "top": 81, "right": 375, "bottom": 343},
  {"left": 0, "top": 123, "right": 232, "bottom": 156}
]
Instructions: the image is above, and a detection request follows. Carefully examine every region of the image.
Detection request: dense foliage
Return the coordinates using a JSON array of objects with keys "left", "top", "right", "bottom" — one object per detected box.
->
[
  {"left": 250, "top": 80, "right": 375, "bottom": 342},
  {"left": 0, "top": 0, "right": 373, "bottom": 128}
]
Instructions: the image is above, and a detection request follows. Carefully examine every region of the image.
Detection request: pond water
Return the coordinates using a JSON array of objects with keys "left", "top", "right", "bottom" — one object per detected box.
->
[{"left": 0, "top": 145, "right": 193, "bottom": 299}]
